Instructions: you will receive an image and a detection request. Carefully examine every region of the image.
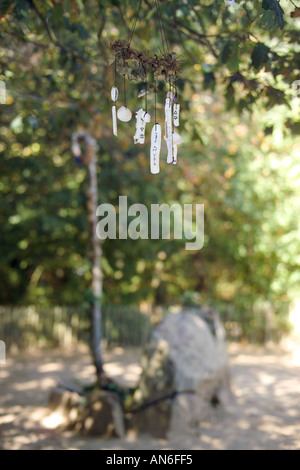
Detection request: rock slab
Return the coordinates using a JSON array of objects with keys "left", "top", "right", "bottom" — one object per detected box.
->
[{"left": 130, "top": 310, "right": 230, "bottom": 438}]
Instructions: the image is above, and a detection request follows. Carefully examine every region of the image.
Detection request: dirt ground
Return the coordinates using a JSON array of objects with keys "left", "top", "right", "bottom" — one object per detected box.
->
[{"left": 0, "top": 343, "right": 299, "bottom": 450}]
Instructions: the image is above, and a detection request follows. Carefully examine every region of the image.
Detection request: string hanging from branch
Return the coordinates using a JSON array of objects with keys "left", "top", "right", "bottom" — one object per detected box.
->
[{"left": 109, "top": 0, "right": 183, "bottom": 175}]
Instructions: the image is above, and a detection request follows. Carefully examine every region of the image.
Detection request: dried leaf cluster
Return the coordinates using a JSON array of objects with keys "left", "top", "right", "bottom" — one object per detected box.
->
[{"left": 111, "top": 40, "right": 180, "bottom": 82}]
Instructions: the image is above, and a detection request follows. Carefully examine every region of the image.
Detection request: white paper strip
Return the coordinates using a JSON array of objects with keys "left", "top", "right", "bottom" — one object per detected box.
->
[
  {"left": 171, "top": 132, "right": 183, "bottom": 165},
  {"left": 111, "top": 86, "right": 118, "bottom": 102},
  {"left": 164, "top": 97, "right": 173, "bottom": 163},
  {"left": 173, "top": 103, "right": 180, "bottom": 127},
  {"left": 112, "top": 105, "right": 117, "bottom": 136},
  {"left": 172, "top": 144, "right": 177, "bottom": 165},
  {"left": 134, "top": 108, "right": 150, "bottom": 144},
  {"left": 138, "top": 89, "right": 150, "bottom": 98},
  {"left": 150, "top": 124, "right": 161, "bottom": 174}
]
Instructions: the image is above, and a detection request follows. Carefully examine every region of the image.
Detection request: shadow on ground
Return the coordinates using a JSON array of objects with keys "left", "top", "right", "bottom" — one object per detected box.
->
[{"left": 0, "top": 344, "right": 299, "bottom": 450}]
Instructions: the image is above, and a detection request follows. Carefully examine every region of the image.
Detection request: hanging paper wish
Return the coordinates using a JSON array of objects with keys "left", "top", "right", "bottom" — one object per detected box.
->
[
  {"left": 173, "top": 103, "right": 180, "bottom": 127},
  {"left": 111, "top": 86, "right": 118, "bottom": 137},
  {"left": 134, "top": 108, "right": 151, "bottom": 144},
  {"left": 110, "top": 21, "right": 182, "bottom": 174},
  {"left": 150, "top": 124, "right": 161, "bottom": 174},
  {"left": 164, "top": 97, "right": 173, "bottom": 163},
  {"left": 112, "top": 105, "right": 117, "bottom": 136},
  {"left": 171, "top": 131, "right": 183, "bottom": 165}
]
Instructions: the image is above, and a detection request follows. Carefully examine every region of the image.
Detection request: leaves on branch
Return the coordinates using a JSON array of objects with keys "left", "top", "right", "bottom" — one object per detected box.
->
[
  {"left": 203, "top": 72, "right": 215, "bottom": 91},
  {"left": 264, "top": 85, "right": 288, "bottom": 108},
  {"left": 251, "top": 43, "right": 270, "bottom": 70},
  {"left": 0, "top": 0, "right": 11, "bottom": 16},
  {"left": 219, "top": 41, "right": 239, "bottom": 73},
  {"left": 259, "top": 9, "right": 277, "bottom": 30},
  {"left": 261, "top": 0, "right": 284, "bottom": 29},
  {"left": 290, "top": 7, "right": 300, "bottom": 18}
]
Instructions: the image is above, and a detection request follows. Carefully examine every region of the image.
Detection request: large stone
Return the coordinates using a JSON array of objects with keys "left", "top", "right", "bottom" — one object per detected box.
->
[
  {"left": 130, "top": 309, "right": 230, "bottom": 438},
  {"left": 48, "top": 386, "right": 81, "bottom": 418},
  {"left": 48, "top": 387, "right": 125, "bottom": 438},
  {"left": 80, "top": 391, "right": 125, "bottom": 437},
  {"left": 47, "top": 386, "right": 84, "bottom": 429}
]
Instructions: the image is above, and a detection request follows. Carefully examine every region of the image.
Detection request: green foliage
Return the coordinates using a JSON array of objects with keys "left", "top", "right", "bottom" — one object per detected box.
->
[
  {"left": 261, "top": 0, "right": 284, "bottom": 29},
  {"left": 251, "top": 43, "right": 270, "bottom": 70}
]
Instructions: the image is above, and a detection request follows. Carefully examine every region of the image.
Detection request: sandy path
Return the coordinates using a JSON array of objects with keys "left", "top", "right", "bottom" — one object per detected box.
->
[{"left": 0, "top": 344, "right": 299, "bottom": 450}]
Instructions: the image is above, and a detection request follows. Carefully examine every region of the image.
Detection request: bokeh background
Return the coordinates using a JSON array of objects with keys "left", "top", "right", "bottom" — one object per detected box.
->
[
  {"left": 0, "top": 0, "right": 299, "bottom": 450},
  {"left": 0, "top": 0, "right": 299, "bottom": 346}
]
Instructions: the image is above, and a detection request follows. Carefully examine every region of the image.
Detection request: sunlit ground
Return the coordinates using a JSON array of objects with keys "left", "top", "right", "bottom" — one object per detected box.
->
[{"left": 0, "top": 343, "right": 299, "bottom": 450}]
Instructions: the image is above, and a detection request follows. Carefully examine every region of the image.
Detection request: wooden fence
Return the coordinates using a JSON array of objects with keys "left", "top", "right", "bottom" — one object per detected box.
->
[
  {"left": 0, "top": 303, "right": 290, "bottom": 351},
  {"left": 0, "top": 305, "right": 151, "bottom": 351}
]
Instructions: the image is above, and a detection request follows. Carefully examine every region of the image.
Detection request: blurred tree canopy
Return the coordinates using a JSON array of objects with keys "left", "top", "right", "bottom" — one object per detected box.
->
[{"left": 0, "top": 0, "right": 299, "bottom": 324}]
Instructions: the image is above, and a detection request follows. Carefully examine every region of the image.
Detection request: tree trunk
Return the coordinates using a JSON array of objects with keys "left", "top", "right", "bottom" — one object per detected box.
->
[
  {"left": 74, "top": 131, "right": 104, "bottom": 380},
  {"left": 87, "top": 152, "right": 104, "bottom": 378}
]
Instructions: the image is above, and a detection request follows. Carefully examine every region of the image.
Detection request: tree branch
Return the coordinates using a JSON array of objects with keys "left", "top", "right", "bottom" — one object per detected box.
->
[
  {"left": 28, "top": 0, "right": 57, "bottom": 43},
  {"left": 171, "top": 19, "right": 219, "bottom": 58},
  {"left": 27, "top": 0, "right": 89, "bottom": 61},
  {"left": 1, "top": 30, "right": 49, "bottom": 49}
]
